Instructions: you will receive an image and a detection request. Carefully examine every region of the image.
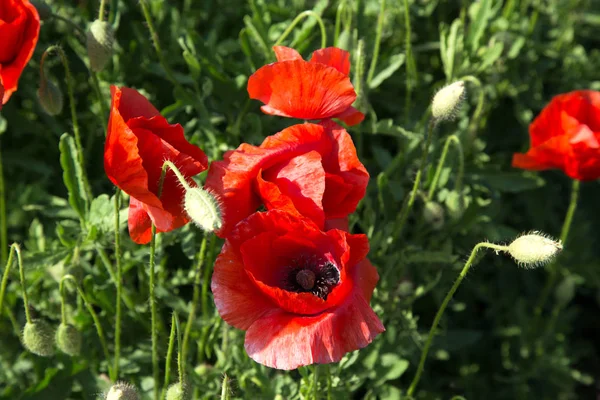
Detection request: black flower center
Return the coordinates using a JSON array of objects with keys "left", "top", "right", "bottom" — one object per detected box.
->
[{"left": 283, "top": 256, "right": 340, "bottom": 300}]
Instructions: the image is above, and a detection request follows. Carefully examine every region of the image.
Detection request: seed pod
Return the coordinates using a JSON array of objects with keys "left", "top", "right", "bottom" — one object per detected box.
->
[
  {"left": 55, "top": 323, "right": 82, "bottom": 356},
  {"left": 184, "top": 187, "right": 223, "bottom": 233},
  {"left": 507, "top": 231, "right": 562, "bottom": 269},
  {"left": 166, "top": 382, "right": 189, "bottom": 400},
  {"left": 22, "top": 320, "right": 55, "bottom": 357},
  {"left": 86, "top": 20, "right": 114, "bottom": 72},
  {"left": 431, "top": 81, "right": 466, "bottom": 122},
  {"left": 37, "top": 80, "right": 64, "bottom": 115},
  {"left": 106, "top": 382, "right": 140, "bottom": 400}
]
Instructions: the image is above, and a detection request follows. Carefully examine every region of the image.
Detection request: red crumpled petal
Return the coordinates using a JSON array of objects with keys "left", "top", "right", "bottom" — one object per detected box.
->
[
  {"left": 248, "top": 60, "right": 357, "bottom": 120},
  {"left": 273, "top": 46, "right": 302, "bottom": 62},
  {"left": 310, "top": 47, "right": 351, "bottom": 76},
  {"left": 0, "top": 0, "right": 40, "bottom": 104},
  {"left": 333, "top": 106, "right": 365, "bottom": 126}
]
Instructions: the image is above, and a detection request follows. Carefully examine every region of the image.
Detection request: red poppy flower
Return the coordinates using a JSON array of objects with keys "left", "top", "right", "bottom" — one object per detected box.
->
[
  {"left": 0, "top": 0, "right": 40, "bottom": 104},
  {"left": 513, "top": 90, "right": 600, "bottom": 181},
  {"left": 104, "top": 86, "right": 208, "bottom": 244},
  {"left": 211, "top": 209, "right": 384, "bottom": 370},
  {"left": 247, "top": 46, "right": 364, "bottom": 126},
  {"left": 205, "top": 121, "right": 369, "bottom": 238}
]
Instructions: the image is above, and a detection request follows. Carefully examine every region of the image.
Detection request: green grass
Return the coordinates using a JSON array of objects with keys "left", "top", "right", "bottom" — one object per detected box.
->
[{"left": 1, "top": 0, "right": 600, "bottom": 399}]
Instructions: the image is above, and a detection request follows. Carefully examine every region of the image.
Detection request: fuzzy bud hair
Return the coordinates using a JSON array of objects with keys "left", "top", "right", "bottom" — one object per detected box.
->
[
  {"left": 507, "top": 231, "right": 562, "bottom": 269},
  {"left": 431, "top": 81, "right": 466, "bottom": 122}
]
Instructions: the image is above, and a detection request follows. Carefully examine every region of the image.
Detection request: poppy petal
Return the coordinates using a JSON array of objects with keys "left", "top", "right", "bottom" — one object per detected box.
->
[
  {"left": 127, "top": 198, "right": 153, "bottom": 244},
  {"left": 310, "top": 47, "right": 351, "bottom": 76},
  {"left": 333, "top": 106, "right": 365, "bottom": 126},
  {"left": 273, "top": 46, "right": 302, "bottom": 62}
]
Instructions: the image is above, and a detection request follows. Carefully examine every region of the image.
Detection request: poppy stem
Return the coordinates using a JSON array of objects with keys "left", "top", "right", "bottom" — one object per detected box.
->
[
  {"left": 161, "top": 161, "right": 192, "bottom": 191},
  {"left": 113, "top": 189, "right": 122, "bottom": 380},
  {"left": 426, "top": 134, "right": 464, "bottom": 202},
  {"left": 0, "top": 143, "right": 7, "bottom": 266},
  {"left": 403, "top": 0, "right": 416, "bottom": 122},
  {"left": 406, "top": 242, "right": 509, "bottom": 396},
  {"left": 162, "top": 313, "right": 177, "bottom": 400},
  {"left": 149, "top": 224, "right": 160, "bottom": 400},
  {"left": 393, "top": 119, "right": 436, "bottom": 241},
  {"left": 181, "top": 235, "right": 208, "bottom": 374},
  {"left": 60, "top": 274, "right": 113, "bottom": 380},
  {"left": 274, "top": 10, "right": 327, "bottom": 49},
  {"left": 98, "top": 0, "right": 108, "bottom": 21},
  {"left": 459, "top": 75, "right": 484, "bottom": 153},
  {"left": 366, "top": 0, "right": 386, "bottom": 85},
  {"left": 533, "top": 179, "right": 580, "bottom": 317},
  {"left": 0, "top": 244, "right": 19, "bottom": 318},
  {"left": 333, "top": 0, "right": 352, "bottom": 46},
  {"left": 14, "top": 244, "right": 32, "bottom": 324}
]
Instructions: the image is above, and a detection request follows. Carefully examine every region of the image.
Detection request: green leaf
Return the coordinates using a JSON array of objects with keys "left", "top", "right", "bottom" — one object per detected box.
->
[
  {"left": 59, "top": 133, "right": 89, "bottom": 222},
  {"left": 368, "top": 53, "right": 405, "bottom": 89},
  {"left": 467, "top": 0, "right": 493, "bottom": 52},
  {"left": 375, "top": 354, "right": 409, "bottom": 384},
  {"left": 477, "top": 40, "right": 504, "bottom": 72}
]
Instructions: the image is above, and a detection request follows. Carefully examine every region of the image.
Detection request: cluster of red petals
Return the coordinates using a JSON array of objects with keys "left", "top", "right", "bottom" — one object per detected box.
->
[
  {"left": 211, "top": 210, "right": 384, "bottom": 370},
  {"left": 513, "top": 90, "right": 600, "bottom": 181},
  {"left": 0, "top": 0, "right": 40, "bottom": 104},
  {"left": 248, "top": 46, "right": 364, "bottom": 126},
  {"left": 205, "top": 120, "right": 369, "bottom": 238},
  {"left": 104, "top": 86, "right": 208, "bottom": 244}
]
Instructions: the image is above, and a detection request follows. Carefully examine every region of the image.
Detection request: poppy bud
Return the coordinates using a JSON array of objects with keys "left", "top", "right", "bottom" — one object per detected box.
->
[
  {"left": 166, "top": 382, "right": 189, "bottom": 400},
  {"left": 86, "top": 20, "right": 114, "bottom": 72},
  {"left": 22, "top": 320, "right": 55, "bottom": 357},
  {"left": 37, "top": 80, "right": 64, "bottom": 115},
  {"left": 55, "top": 323, "right": 82, "bottom": 356},
  {"left": 31, "top": 0, "right": 52, "bottom": 20},
  {"left": 554, "top": 275, "right": 576, "bottom": 308},
  {"left": 507, "top": 232, "right": 562, "bottom": 269},
  {"left": 431, "top": 81, "right": 466, "bottom": 122},
  {"left": 422, "top": 201, "right": 445, "bottom": 230},
  {"left": 184, "top": 187, "right": 223, "bottom": 233},
  {"left": 106, "top": 382, "right": 140, "bottom": 400}
]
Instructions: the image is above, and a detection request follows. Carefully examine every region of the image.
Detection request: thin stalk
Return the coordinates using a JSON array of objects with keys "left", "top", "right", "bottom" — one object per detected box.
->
[
  {"left": 0, "top": 244, "right": 18, "bottom": 316},
  {"left": 61, "top": 274, "right": 113, "bottom": 379},
  {"left": 313, "top": 365, "right": 319, "bottom": 400},
  {"left": 427, "top": 135, "right": 464, "bottom": 201},
  {"left": 113, "top": 189, "right": 122, "bottom": 379},
  {"left": 366, "top": 0, "right": 386, "bottom": 84},
  {"left": 181, "top": 235, "right": 208, "bottom": 373},
  {"left": 274, "top": 10, "right": 327, "bottom": 49},
  {"left": 221, "top": 374, "right": 231, "bottom": 400},
  {"left": 99, "top": 0, "right": 108, "bottom": 21},
  {"left": 175, "top": 313, "right": 183, "bottom": 385},
  {"left": 149, "top": 224, "right": 159, "bottom": 400},
  {"left": 403, "top": 0, "right": 415, "bottom": 121},
  {"left": 4, "top": 304, "right": 20, "bottom": 337},
  {"left": 50, "top": 13, "right": 86, "bottom": 37},
  {"left": 95, "top": 246, "right": 137, "bottom": 313},
  {"left": 0, "top": 143, "right": 6, "bottom": 266},
  {"left": 15, "top": 245, "right": 32, "bottom": 324},
  {"left": 202, "top": 237, "right": 217, "bottom": 318},
  {"left": 406, "top": 242, "right": 509, "bottom": 396},
  {"left": 162, "top": 313, "right": 178, "bottom": 400},
  {"left": 325, "top": 365, "right": 332, "bottom": 400},
  {"left": 534, "top": 179, "right": 580, "bottom": 316},
  {"left": 393, "top": 120, "right": 436, "bottom": 240}
]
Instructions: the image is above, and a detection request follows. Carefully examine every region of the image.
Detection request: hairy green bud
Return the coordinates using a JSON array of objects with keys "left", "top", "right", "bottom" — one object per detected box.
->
[
  {"left": 184, "top": 187, "right": 223, "bottom": 233},
  {"left": 106, "top": 382, "right": 140, "bottom": 400},
  {"left": 55, "top": 323, "right": 82, "bottom": 356},
  {"left": 23, "top": 320, "right": 55, "bottom": 357},
  {"left": 87, "top": 20, "right": 115, "bottom": 72},
  {"left": 37, "top": 80, "right": 64, "bottom": 115},
  {"left": 166, "top": 382, "right": 189, "bottom": 400},
  {"left": 507, "top": 231, "right": 562, "bottom": 269},
  {"left": 431, "top": 81, "right": 466, "bottom": 122}
]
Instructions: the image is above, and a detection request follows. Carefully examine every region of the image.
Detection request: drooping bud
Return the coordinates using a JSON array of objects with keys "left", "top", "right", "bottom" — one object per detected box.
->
[
  {"left": 55, "top": 323, "right": 82, "bottom": 356},
  {"left": 37, "top": 80, "right": 64, "bottom": 115},
  {"left": 22, "top": 320, "right": 55, "bottom": 357},
  {"left": 166, "top": 382, "right": 189, "bottom": 400},
  {"left": 431, "top": 81, "right": 466, "bottom": 122},
  {"left": 507, "top": 232, "right": 562, "bottom": 269},
  {"left": 86, "top": 20, "right": 115, "bottom": 72},
  {"left": 106, "top": 382, "right": 140, "bottom": 400},
  {"left": 184, "top": 187, "right": 223, "bottom": 233},
  {"left": 422, "top": 201, "right": 445, "bottom": 230},
  {"left": 555, "top": 275, "right": 577, "bottom": 308},
  {"left": 30, "top": 0, "right": 52, "bottom": 21}
]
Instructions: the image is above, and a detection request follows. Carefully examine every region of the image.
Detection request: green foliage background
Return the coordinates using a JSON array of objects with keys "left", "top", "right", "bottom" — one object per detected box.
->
[{"left": 1, "top": 0, "right": 599, "bottom": 399}]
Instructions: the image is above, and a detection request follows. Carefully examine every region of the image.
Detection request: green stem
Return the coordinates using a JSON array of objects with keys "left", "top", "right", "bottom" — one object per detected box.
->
[
  {"left": 162, "top": 160, "right": 192, "bottom": 191},
  {"left": 427, "top": 135, "right": 464, "bottom": 201},
  {"left": 50, "top": 13, "right": 87, "bottom": 37},
  {"left": 406, "top": 242, "right": 509, "bottom": 396},
  {"left": 96, "top": 246, "right": 137, "bottom": 314},
  {"left": 61, "top": 274, "right": 113, "bottom": 379},
  {"left": 221, "top": 374, "right": 231, "bottom": 400},
  {"left": 113, "top": 189, "right": 122, "bottom": 379},
  {"left": 325, "top": 365, "right": 332, "bottom": 400},
  {"left": 162, "top": 313, "right": 177, "bottom": 400},
  {"left": 0, "top": 143, "right": 6, "bottom": 267},
  {"left": 181, "top": 235, "right": 208, "bottom": 373},
  {"left": 534, "top": 179, "right": 580, "bottom": 316},
  {"left": 313, "top": 365, "right": 319, "bottom": 400},
  {"left": 393, "top": 120, "right": 436, "bottom": 240},
  {"left": 274, "top": 10, "right": 327, "bottom": 49},
  {"left": 175, "top": 313, "right": 183, "bottom": 385},
  {"left": 366, "top": 0, "right": 386, "bottom": 84},
  {"left": 0, "top": 244, "right": 18, "bottom": 318},
  {"left": 14, "top": 245, "right": 32, "bottom": 324},
  {"left": 202, "top": 237, "right": 217, "bottom": 318},
  {"left": 99, "top": 0, "right": 108, "bottom": 21},
  {"left": 149, "top": 224, "right": 159, "bottom": 400},
  {"left": 403, "top": 0, "right": 415, "bottom": 121},
  {"left": 42, "top": 46, "right": 93, "bottom": 201}
]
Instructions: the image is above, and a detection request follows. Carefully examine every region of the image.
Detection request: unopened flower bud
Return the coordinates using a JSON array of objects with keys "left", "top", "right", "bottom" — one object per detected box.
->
[
  {"left": 22, "top": 320, "right": 55, "bottom": 357},
  {"left": 554, "top": 275, "right": 576, "bottom": 308},
  {"left": 87, "top": 20, "right": 114, "bottom": 72},
  {"left": 37, "top": 80, "right": 63, "bottom": 115},
  {"left": 184, "top": 187, "right": 223, "bottom": 232},
  {"left": 166, "top": 382, "right": 189, "bottom": 400},
  {"left": 55, "top": 323, "right": 82, "bottom": 356},
  {"left": 422, "top": 201, "right": 445, "bottom": 230},
  {"left": 31, "top": 0, "right": 52, "bottom": 21},
  {"left": 507, "top": 232, "right": 562, "bottom": 268},
  {"left": 431, "top": 81, "right": 466, "bottom": 122},
  {"left": 106, "top": 382, "right": 140, "bottom": 400}
]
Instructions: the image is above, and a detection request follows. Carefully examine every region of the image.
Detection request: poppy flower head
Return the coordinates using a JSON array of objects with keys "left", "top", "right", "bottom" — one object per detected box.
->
[
  {"left": 104, "top": 86, "right": 208, "bottom": 244},
  {"left": 0, "top": 0, "right": 40, "bottom": 104},
  {"left": 512, "top": 90, "right": 600, "bottom": 181},
  {"left": 211, "top": 210, "right": 384, "bottom": 370},
  {"left": 247, "top": 46, "right": 364, "bottom": 126},
  {"left": 205, "top": 122, "right": 368, "bottom": 238}
]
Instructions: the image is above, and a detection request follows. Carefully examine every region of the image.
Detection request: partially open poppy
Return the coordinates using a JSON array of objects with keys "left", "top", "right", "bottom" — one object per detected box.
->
[
  {"left": 247, "top": 46, "right": 364, "bottom": 126},
  {"left": 205, "top": 121, "right": 368, "bottom": 238},
  {"left": 104, "top": 86, "right": 208, "bottom": 244},
  {"left": 0, "top": 0, "right": 40, "bottom": 104},
  {"left": 211, "top": 209, "right": 384, "bottom": 370},
  {"left": 512, "top": 90, "right": 600, "bottom": 181}
]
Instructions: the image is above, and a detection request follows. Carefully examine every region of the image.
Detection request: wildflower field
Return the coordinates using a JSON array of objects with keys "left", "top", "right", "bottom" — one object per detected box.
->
[{"left": 1, "top": 0, "right": 600, "bottom": 399}]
